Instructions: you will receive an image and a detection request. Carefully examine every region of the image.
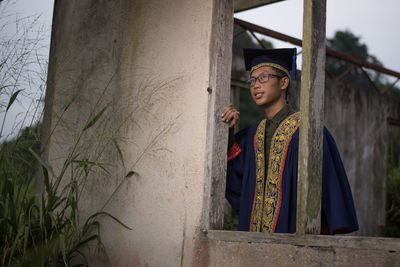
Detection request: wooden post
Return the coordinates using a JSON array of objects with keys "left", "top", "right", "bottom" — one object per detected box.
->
[
  {"left": 202, "top": 0, "right": 234, "bottom": 230},
  {"left": 296, "top": 0, "right": 326, "bottom": 235}
]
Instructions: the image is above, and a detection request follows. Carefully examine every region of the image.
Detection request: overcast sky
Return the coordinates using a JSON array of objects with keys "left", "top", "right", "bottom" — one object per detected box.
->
[
  {"left": 236, "top": 0, "right": 400, "bottom": 81},
  {"left": 6, "top": 0, "right": 400, "bottom": 73},
  {"left": 1, "top": 0, "right": 399, "bottom": 140}
]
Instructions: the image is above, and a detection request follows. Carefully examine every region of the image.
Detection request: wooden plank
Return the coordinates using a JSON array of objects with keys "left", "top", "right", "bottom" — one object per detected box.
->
[
  {"left": 234, "top": 0, "right": 284, "bottom": 13},
  {"left": 202, "top": 0, "right": 234, "bottom": 230},
  {"left": 296, "top": 0, "right": 326, "bottom": 235},
  {"left": 204, "top": 230, "right": 400, "bottom": 252}
]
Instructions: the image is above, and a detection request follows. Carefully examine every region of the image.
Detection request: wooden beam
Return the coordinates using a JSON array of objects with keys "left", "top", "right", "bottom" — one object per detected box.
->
[
  {"left": 234, "top": 0, "right": 284, "bottom": 13},
  {"left": 202, "top": 0, "right": 234, "bottom": 230},
  {"left": 204, "top": 230, "right": 400, "bottom": 252},
  {"left": 296, "top": 0, "right": 326, "bottom": 235}
]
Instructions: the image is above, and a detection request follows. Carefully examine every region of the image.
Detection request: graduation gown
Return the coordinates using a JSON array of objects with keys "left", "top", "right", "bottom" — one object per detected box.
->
[{"left": 226, "top": 112, "right": 359, "bottom": 234}]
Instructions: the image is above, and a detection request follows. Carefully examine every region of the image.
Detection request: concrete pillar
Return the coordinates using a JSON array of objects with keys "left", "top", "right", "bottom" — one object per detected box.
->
[{"left": 42, "top": 0, "right": 233, "bottom": 265}]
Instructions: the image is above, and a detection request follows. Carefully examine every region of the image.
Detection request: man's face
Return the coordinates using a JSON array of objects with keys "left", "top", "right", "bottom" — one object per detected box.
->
[{"left": 249, "top": 66, "right": 288, "bottom": 108}]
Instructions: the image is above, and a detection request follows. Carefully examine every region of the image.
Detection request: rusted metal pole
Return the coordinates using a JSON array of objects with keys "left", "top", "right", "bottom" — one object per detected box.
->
[
  {"left": 234, "top": 18, "right": 400, "bottom": 80},
  {"left": 234, "top": 18, "right": 302, "bottom": 47},
  {"left": 296, "top": 0, "right": 326, "bottom": 235}
]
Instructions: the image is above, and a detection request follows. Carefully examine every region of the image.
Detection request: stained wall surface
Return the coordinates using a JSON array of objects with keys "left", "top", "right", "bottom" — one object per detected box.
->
[
  {"left": 293, "top": 77, "right": 400, "bottom": 236},
  {"left": 43, "top": 0, "right": 232, "bottom": 266},
  {"left": 323, "top": 79, "right": 400, "bottom": 236}
]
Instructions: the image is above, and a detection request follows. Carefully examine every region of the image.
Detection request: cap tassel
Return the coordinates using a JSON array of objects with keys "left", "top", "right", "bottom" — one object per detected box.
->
[{"left": 291, "top": 52, "right": 297, "bottom": 80}]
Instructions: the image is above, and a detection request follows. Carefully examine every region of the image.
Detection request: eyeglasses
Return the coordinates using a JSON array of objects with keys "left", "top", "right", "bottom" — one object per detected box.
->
[{"left": 246, "top": 73, "right": 283, "bottom": 87}]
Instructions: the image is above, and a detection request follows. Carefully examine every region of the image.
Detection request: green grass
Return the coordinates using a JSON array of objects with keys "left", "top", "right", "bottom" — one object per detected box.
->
[
  {"left": 0, "top": 100, "right": 132, "bottom": 266},
  {"left": 0, "top": 4, "right": 135, "bottom": 263}
]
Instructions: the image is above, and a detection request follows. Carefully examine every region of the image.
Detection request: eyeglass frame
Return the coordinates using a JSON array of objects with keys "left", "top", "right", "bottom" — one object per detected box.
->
[{"left": 246, "top": 72, "right": 284, "bottom": 87}]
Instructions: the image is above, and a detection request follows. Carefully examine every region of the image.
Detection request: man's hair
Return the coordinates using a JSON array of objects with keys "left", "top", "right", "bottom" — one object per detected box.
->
[{"left": 272, "top": 67, "right": 290, "bottom": 98}]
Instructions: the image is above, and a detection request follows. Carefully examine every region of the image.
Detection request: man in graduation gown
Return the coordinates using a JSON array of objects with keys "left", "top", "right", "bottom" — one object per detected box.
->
[{"left": 221, "top": 48, "right": 359, "bottom": 234}]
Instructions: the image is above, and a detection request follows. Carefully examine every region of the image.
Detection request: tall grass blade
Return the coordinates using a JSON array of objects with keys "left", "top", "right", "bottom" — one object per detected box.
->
[
  {"left": 82, "top": 105, "right": 109, "bottom": 132},
  {"left": 125, "top": 171, "right": 135, "bottom": 178},
  {"left": 63, "top": 95, "right": 76, "bottom": 112},
  {"left": 71, "top": 159, "right": 110, "bottom": 175},
  {"left": 8, "top": 224, "right": 25, "bottom": 266},
  {"left": 73, "top": 234, "right": 99, "bottom": 251},
  {"left": 23, "top": 225, "right": 29, "bottom": 255},
  {"left": 85, "top": 211, "right": 132, "bottom": 230},
  {"left": 6, "top": 89, "right": 23, "bottom": 112},
  {"left": 113, "top": 137, "right": 125, "bottom": 168},
  {"left": 28, "top": 147, "right": 54, "bottom": 177},
  {"left": 60, "top": 233, "right": 67, "bottom": 266}
]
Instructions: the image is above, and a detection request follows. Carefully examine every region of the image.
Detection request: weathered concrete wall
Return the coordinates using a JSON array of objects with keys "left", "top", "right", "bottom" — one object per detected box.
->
[
  {"left": 294, "top": 78, "right": 400, "bottom": 236},
  {"left": 231, "top": 52, "right": 400, "bottom": 236},
  {"left": 43, "top": 0, "right": 232, "bottom": 266},
  {"left": 289, "top": 79, "right": 400, "bottom": 236},
  {"left": 324, "top": 80, "right": 400, "bottom": 236}
]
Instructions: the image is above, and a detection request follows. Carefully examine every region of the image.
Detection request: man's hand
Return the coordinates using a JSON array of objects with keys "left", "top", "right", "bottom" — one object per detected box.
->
[{"left": 221, "top": 103, "right": 240, "bottom": 128}]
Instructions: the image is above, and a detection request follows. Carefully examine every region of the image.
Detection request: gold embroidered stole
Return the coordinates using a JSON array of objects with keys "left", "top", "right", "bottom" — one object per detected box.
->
[{"left": 250, "top": 112, "right": 300, "bottom": 232}]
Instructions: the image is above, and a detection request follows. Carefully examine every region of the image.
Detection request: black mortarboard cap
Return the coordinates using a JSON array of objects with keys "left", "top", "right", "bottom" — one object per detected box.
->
[{"left": 243, "top": 48, "right": 297, "bottom": 80}]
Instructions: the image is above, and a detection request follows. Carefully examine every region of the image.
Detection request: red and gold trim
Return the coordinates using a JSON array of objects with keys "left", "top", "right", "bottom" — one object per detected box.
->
[
  {"left": 249, "top": 119, "right": 266, "bottom": 232},
  {"left": 249, "top": 112, "right": 300, "bottom": 232},
  {"left": 228, "top": 141, "right": 242, "bottom": 161}
]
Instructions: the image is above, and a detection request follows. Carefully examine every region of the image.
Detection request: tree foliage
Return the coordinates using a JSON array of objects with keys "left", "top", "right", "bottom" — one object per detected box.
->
[
  {"left": 384, "top": 125, "right": 400, "bottom": 237},
  {"left": 326, "top": 30, "right": 383, "bottom": 87},
  {"left": 326, "top": 30, "right": 400, "bottom": 96}
]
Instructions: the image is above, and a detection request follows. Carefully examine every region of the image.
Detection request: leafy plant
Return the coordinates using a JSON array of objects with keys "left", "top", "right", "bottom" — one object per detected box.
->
[
  {"left": 0, "top": 101, "right": 132, "bottom": 266},
  {"left": 223, "top": 213, "right": 238, "bottom": 231},
  {"left": 0, "top": 2, "right": 126, "bottom": 264},
  {"left": 384, "top": 125, "right": 400, "bottom": 237}
]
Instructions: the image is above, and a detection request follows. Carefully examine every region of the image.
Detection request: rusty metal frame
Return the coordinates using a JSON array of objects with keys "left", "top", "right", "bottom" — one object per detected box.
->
[
  {"left": 234, "top": 18, "right": 400, "bottom": 82},
  {"left": 248, "top": 31, "right": 267, "bottom": 48},
  {"left": 334, "top": 65, "right": 356, "bottom": 81},
  {"left": 382, "top": 78, "right": 400, "bottom": 94},
  {"left": 359, "top": 67, "right": 381, "bottom": 92}
]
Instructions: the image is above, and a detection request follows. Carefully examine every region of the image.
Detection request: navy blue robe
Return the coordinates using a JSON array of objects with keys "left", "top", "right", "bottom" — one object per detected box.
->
[{"left": 226, "top": 123, "right": 359, "bottom": 234}]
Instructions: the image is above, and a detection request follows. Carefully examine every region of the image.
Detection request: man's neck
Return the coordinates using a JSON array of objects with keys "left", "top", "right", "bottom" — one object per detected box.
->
[{"left": 263, "top": 101, "right": 286, "bottom": 120}]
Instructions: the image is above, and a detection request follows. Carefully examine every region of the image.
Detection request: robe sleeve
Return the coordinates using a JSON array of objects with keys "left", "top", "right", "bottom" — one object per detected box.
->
[
  {"left": 321, "top": 127, "right": 359, "bottom": 234},
  {"left": 225, "top": 128, "right": 248, "bottom": 215}
]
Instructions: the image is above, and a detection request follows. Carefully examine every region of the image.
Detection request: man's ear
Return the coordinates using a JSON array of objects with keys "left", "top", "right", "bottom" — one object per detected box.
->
[{"left": 280, "top": 76, "right": 289, "bottom": 90}]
